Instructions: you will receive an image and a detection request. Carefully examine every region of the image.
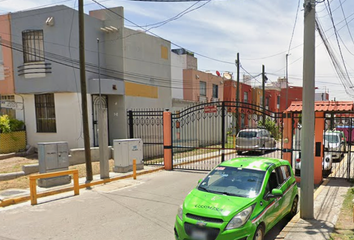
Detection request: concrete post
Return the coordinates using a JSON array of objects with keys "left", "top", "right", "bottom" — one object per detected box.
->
[
  {"left": 99, "top": 107, "right": 109, "bottom": 179},
  {"left": 300, "top": 0, "right": 316, "bottom": 219},
  {"left": 163, "top": 112, "right": 173, "bottom": 170}
]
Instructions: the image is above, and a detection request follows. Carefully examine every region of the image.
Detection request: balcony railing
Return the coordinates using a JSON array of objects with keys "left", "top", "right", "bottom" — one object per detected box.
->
[{"left": 18, "top": 62, "right": 52, "bottom": 78}]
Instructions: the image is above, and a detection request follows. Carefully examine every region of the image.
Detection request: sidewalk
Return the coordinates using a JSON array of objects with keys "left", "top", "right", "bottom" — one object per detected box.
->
[{"left": 277, "top": 178, "right": 351, "bottom": 240}]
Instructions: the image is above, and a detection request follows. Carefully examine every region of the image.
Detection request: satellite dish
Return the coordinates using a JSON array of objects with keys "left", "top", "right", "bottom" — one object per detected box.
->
[{"left": 223, "top": 72, "right": 232, "bottom": 80}]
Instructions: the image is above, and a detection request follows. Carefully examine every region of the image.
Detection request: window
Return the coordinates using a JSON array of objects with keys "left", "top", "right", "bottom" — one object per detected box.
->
[
  {"left": 277, "top": 95, "right": 280, "bottom": 109},
  {"left": 35, "top": 93, "right": 56, "bottom": 133},
  {"left": 281, "top": 165, "right": 291, "bottom": 180},
  {"left": 0, "top": 95, "right": 15, "bottom": 118},
  {"left": 212, "top": 84, "right": 218, "bottom": 98},
  {"left": 244, "top": 92, "right": 248, "bottom": 103},
  {"left": 22, "top": 30, "right": 44, "bottom": 63},
  {"left": 200, "top": 81, "right": 206, "bottom": 96},
  {"left": 266, "top": 97, "right": 269, "bottom": 109}
]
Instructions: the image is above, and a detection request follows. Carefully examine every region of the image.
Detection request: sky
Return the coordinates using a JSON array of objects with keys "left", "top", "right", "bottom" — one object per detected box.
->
[{"left": 1, "top": 0, "right": 354, "bottom": 101}]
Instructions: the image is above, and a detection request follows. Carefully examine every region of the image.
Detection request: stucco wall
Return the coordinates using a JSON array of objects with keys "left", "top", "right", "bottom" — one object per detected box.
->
[
  {"left": 0, "top": 14, "right": 14, "bottom": 94},
  {"left": 123, "top": 28, "right": 172, "bottom": 110},
  {"left": 23, "top": 93, "right": 93, "bottom": 149},
  {"left": 171, "top": 52, "right": 185, "bottom": 100},
  {"left": 10, "top": 5, "right": 105, "bottom": 94}
]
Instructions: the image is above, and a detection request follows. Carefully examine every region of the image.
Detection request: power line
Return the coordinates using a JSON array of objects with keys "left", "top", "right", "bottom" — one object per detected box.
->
[
  {"left": 91, "top": 0, "right": 235, "bottom": 65},
  {"left": 0, "top": 38, "right": 231, "bottom": 90},
  {"left": 338, "top": 0, "right": 354, "bottom": 48},
  {"left": 125, "top": 0, "right": 209, "bottom": 28},
  {"left": 288, "top": 0, "right": 301, "bottom": 54}
]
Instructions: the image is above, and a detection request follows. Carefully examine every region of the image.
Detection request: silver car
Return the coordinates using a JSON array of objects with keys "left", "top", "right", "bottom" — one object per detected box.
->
[{"left": 235, "top": 128, "right": 276, "bottom": 155}]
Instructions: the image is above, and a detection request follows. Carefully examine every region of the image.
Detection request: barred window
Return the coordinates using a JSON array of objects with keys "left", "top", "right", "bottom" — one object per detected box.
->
[
  {"left": 200, "top": 81, "right": 206, "bottom": 96},
  {"left": 212, "top": 84, "right": 218, "bottom": 98},
  {"left": 35, "top": 94, "right": 56, "bottom": 133},
  {"left": 243, "top": 92, "right": 248, "bottom": 103},
  {"left": 22, "top": 30, "right": 44, "bottom": 63}
]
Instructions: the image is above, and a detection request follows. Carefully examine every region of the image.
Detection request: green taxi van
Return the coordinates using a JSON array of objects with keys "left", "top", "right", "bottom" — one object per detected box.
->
[{"left": 174, "top": 157, "right": 298, "bottom": 240}]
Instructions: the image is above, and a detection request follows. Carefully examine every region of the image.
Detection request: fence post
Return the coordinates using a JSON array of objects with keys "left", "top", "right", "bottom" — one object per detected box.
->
[
  {"left": 163, "top": 111, "right": 173, "bottom": 170},
  {"left": 221, "top": 102, "right": 225, "bottom": 162},
  {"left": 128, "top": 110, "right": 134, "bottom": 138}
]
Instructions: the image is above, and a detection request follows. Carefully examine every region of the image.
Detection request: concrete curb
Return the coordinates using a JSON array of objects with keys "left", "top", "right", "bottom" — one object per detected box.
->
[
  {"left": 0, "top": 171, "right": 25, "bottom": 181},
  {"left": 0, "top": 153, "right": 16, "bottom": 160},
  {"left": 0, "top": 166, "right": 165, "bottom": 208}
]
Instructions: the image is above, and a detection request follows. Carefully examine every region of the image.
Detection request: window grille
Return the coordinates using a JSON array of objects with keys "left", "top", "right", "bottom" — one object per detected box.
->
[{"left": 35, "top": 93, "right": 56, "bottom": 132}]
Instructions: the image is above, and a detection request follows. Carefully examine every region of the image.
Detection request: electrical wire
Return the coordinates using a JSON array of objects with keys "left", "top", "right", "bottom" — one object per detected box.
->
[
  {"left": 0, "top": 38, "right": 231, "bottom": 91},
  {"left": 338, "top": 0, "right": 354, "bottom": 48},
  {"left": 288, "top": 0, "right": 300, "bottom": 55},
  {"left": 125, "top": 0, "right": 208, "bottom": 28},
  {"left": 91, "top": 0, "right": 235, "bottom": 65}
]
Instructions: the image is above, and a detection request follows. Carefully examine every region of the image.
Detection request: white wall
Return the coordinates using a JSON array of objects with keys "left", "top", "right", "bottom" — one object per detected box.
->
[
  {"left": 171, "top": 52, "right": 186, "bottom": 100},
  {"left": 23, "top": 93, "right": 94, "bottom": 149}
]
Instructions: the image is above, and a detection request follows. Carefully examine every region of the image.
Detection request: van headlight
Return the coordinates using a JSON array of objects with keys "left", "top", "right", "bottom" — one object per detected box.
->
[
  {"left": 177, "top": 205, "right": 183, "bottom": 220},
  {"left": 225, "top": 205, "right": 253, "bottom": 230}
]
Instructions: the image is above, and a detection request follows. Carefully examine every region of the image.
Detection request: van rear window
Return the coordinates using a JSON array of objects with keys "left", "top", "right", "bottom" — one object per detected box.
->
[{"left": 239, "top": 131, "right": 257, "bottom": 138}]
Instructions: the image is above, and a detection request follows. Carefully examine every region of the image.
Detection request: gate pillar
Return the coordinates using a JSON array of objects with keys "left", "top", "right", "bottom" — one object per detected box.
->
[
  {"left": 314, "top": 112, "right": 324, "bottom": 185},
  {"left": 163, "top": 111, "right": 173, "bottom": 170},
  {"left": 283, "top": 112, "right": 292, "bottom": 165}
]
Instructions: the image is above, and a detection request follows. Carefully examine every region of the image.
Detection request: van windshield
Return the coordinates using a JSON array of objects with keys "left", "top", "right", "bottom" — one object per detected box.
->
[
  {"left": 324, "top": 134, "right": 339, "bottom": 143},
  {"left": 238, "top": 131, "right": 257, "bottom": 138}
]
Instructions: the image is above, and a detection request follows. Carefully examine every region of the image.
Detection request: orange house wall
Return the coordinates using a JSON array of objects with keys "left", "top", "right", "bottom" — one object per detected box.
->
[
  {"left": 0, "top": 14, "right": 14, "bottom": 94},
  {"left": 183, "top": 69, "right": 224, "bottom": 102}
]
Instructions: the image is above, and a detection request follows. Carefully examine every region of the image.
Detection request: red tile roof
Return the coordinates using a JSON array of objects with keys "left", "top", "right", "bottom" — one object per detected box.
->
[{"left": 285, "top": 101, "right": 354, "bottom": 112}]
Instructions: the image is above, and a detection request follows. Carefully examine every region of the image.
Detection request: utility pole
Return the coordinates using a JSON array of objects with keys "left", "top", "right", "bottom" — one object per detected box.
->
[
  {"left": 262, "top": 65, "right": 266, "bottom": 124},
  {"left": 300, "top": 0, "right": 316, "bottom": 219},
  {"left": 234, "top": 53, "right": 240, "bottom": 147},
  {"left": 79, "top": 0, "right": 93, "bottom": 181},
  {"left": 286, "top": 54, "right": 289, "bottom": 109}
]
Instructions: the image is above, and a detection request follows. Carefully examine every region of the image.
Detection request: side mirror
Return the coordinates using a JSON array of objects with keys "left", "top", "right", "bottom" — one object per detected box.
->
[
  {"left": 198, "top": 179, "right": 202, "bottom": 184},
  {"left": 266, "top": 189, "right": 283, "bottom": 200}
]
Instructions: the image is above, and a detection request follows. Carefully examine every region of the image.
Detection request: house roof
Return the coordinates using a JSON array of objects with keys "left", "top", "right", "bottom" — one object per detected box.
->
[{"left": 285, "top": 101, "right": 354, "bottom": 112}]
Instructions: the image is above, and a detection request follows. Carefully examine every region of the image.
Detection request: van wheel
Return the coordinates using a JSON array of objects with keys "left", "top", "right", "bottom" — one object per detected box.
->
[{"left": 253, "top": 224, "right": 264, "bottom": 240}]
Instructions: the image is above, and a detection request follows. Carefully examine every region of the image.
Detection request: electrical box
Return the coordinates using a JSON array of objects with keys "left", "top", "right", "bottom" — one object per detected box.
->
[
  {"left": 38, "top": 141, "right": 71, "bottom": 187},
  {"left": 113, "top": 139, "right": 143, "bottom": 173}
]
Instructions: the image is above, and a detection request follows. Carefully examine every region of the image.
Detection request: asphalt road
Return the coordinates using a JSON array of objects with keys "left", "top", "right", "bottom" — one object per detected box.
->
[{"left": 0, "top": 170, "right": 290, "bottom": 240}]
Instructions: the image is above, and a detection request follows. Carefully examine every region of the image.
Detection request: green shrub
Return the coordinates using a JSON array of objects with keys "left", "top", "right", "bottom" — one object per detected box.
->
[
  {"left": 0, "top": 115, "right": 25, "bottom": 133},
  {"left": 0, "top": 115, "right": 11, "bottom": 133},
  {"left": 258, "top": 118, "right": 281, "bottom": 140},
  {"left": 9, "top": 118, "right": 25, "bottom": 132}
]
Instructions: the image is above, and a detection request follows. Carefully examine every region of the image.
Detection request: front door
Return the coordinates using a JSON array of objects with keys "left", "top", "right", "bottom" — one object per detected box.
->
[{"left": 92, "top": 95, "right": 109, "bottom": 147}]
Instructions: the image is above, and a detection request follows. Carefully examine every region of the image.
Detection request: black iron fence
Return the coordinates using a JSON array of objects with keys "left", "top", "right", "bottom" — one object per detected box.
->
[
  {"left": 127, "top": 109, "right": 164, "bottom": 165},
  {"left": 171, "top": 101, "right": 284, "bottom": 171}
]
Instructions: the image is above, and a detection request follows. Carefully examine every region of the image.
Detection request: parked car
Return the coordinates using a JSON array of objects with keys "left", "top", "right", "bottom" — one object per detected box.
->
[
  {"left": 324, "top": 130, "right": 346, "bottom": 160},
  {"left": 294, "top": 150, "right": 333, "bottom": 176},
  {"left": 174, "top": 157, "right": 298, "bottom": 240},
  {"left": 235, "top": 128, "right": 277, "bottom": 155}
]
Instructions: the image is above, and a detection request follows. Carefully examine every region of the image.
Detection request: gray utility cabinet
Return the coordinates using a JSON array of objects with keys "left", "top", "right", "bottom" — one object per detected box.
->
[
  {"left": 113, "top": 139, "right": 144, "bottom": 173},
  {"left": 38, "top": 141, "right": 71, "bottom": 188}
]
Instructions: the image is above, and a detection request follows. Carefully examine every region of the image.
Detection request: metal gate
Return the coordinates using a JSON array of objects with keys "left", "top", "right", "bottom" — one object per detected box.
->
[
  {"left": 171, "top": 101, "right": 284, "bottom": 171},
  {"left": 127, "top": 109, "right": 164, "bottom": 165},
  {"left": 92, "top": 95, "right": 108, "bottom": 147},
  {"left": 324, "top": 113, "right": 353, "bottom": 179}
]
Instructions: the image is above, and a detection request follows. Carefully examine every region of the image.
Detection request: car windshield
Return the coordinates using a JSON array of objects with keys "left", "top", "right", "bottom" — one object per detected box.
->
[
  {"left": 198, "top": 166, "right": 265, "bottom": 198},
  {"left": 324, "top": 134, "right": 339, "bottom": 143},
  {"left": 238, "top": 131, "right": 257, "bottom": 138}
]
